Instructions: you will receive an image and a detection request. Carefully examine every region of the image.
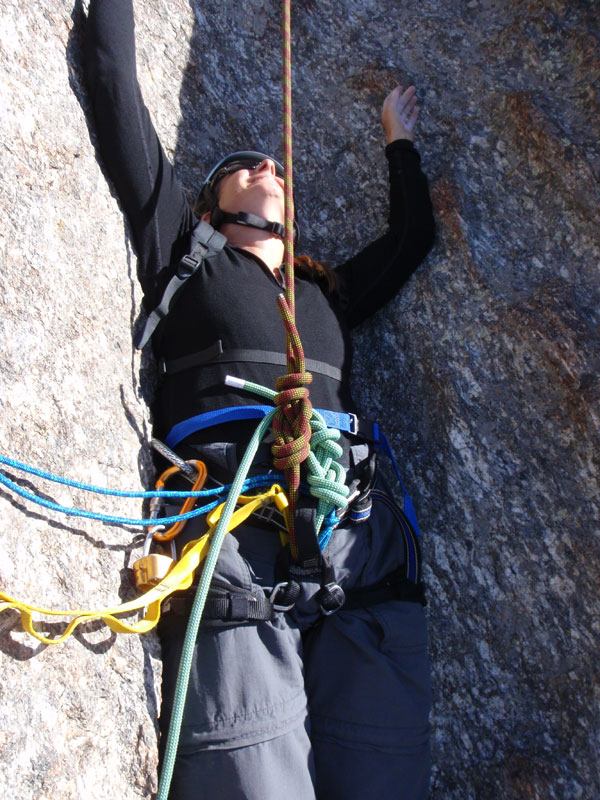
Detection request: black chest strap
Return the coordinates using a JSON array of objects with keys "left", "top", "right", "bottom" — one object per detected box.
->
[
  {"left": 136, "top": 221, "right": 227, "bottom": 349},
  {"left": 158, "top": 339, "right": 343, "bottom": 382}
]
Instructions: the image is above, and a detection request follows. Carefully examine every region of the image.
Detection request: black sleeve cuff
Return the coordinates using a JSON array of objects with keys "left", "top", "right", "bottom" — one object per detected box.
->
[{"left": 385, "top": 139, "right": 421, "bottom": 160}]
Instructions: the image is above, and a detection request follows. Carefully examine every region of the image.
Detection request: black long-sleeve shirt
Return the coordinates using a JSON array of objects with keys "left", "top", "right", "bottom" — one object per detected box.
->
[{"left": 84, "top": 0, "right": 435, "bottom": 445}]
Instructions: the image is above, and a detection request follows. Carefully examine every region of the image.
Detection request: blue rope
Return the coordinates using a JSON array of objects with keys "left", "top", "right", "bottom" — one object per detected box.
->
[
  {"left": 0, "top": 454, "right": 283, "bottom": 527},
  {"left": 0, "top": 452, "right": 344, "bottom": 546},
  {"left": 317, "top": 509, "right": 339, "bottom": 550},
  {"left": 0, "top": 454, "right": 277, "bottom": 499}
]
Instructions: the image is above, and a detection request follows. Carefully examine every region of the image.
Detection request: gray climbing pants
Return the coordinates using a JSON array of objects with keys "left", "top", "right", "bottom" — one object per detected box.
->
[{"left": 157, "top": 475, "right": 432, "bottom": 800}]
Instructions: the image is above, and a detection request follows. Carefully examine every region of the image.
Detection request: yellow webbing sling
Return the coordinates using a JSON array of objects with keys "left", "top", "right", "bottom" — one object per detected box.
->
[{"left": 0, "top": 484, "right": 288, "bottom": 645}]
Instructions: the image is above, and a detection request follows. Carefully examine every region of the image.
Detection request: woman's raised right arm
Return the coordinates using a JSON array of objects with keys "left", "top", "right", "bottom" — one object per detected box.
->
[{"left": 85, "top": 0, "right": 196, "bottom": 299}]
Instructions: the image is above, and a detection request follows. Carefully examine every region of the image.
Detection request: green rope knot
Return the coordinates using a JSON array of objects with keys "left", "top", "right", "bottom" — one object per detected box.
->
[{"left": 305, "top": 412, "right": 350, "bottom": 536}]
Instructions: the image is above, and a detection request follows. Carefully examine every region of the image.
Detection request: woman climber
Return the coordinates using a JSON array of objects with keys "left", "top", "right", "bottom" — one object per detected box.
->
[{"left": 85, "top": 1, "right": 436, "bottom": 798}]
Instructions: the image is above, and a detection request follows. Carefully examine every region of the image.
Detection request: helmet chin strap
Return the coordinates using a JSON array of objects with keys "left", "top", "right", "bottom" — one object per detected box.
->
[{"left": 211, "top": 207, "right": 285, "bottom": 239}]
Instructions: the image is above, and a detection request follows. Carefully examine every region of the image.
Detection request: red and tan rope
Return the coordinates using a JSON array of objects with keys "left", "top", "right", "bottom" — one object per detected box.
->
[
  {"left": 281, "top": 0, "right": 295, "bottom": 314},
  {"left": 271, "top": 0, "right": 313, "bottom": 560}
]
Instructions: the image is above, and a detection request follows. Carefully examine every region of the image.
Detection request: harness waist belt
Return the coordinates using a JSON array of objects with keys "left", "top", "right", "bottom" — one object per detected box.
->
[
  {"left": 164, "top": 405, "right": 378, "bottom": 449},
  {"left": 159, "top": 339, "right": 343, "bottom": 381},
  {"left": 164, "top": 405, "right": 421, "bottom": 536}
]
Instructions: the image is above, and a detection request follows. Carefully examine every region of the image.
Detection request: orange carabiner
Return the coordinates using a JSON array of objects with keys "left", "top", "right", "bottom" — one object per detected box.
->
[{"left": 152, "top": 460, "right": 208, "bottom": 542}]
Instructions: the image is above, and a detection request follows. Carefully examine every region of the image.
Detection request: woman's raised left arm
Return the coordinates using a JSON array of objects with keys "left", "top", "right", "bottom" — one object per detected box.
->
[{"left": 335, "top": 85, "right": 435, "bottom": 329}]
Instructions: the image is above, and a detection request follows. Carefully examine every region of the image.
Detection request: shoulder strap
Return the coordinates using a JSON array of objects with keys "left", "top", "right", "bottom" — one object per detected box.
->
[{"left": 135, "top": 221, "right": 227, "bottom": 349}]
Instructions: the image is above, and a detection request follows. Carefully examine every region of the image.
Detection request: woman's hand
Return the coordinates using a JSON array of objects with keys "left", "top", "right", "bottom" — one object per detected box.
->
[{"left": 381, "top": 85, "right": 420, "bottom": 143}]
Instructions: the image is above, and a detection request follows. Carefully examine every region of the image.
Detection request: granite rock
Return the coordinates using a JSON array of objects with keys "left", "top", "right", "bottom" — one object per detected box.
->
[{"left": 0, "top": 0, "right": 598, "bottom": 798}]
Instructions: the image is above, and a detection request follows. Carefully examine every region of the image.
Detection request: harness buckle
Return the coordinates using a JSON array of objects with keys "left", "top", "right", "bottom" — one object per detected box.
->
[
  {"left": 269, "top": 582, "right": 297, "bottom": 612},
  {"left": 318, "top": 582, "right": 346, "bottom": 615},
  {"left": 251, "top": 503, "right": 288, "bottom": 531},
  {"left": 177, "top": 252, "right": 203, "bottom": 279},
  {"left": 348, "top": 412, "right": 358, "bottom": 435}
]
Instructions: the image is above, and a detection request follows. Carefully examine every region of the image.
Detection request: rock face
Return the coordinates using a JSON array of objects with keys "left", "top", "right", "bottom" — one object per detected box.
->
[{"left": 0, "top": 1, "right": 598, "bottom": 798}]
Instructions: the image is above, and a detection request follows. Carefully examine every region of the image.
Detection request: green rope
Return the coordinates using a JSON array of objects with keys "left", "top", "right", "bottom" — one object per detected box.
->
[{"left": 156, "top": 407, "right": 277, "bottom": 800}]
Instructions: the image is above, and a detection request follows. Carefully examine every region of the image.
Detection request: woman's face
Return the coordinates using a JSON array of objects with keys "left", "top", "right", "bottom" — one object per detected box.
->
[{"left": 216, "top": 159, "right": 285, "bottom": 223}]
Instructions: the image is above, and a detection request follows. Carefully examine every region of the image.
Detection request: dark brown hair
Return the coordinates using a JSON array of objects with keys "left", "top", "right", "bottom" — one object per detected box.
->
[{"left": 294, "top": 254, "right": 337, "bottom": 292}]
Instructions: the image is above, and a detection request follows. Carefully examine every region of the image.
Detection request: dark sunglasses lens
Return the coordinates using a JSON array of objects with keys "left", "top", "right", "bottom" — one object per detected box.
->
[
  {"left": 210, "top": 158, "right": 284, "bottom": 191},
  {"left": 226, "top": 161, "right": 255, "bottom": 173},
  {"left": 210, "top": 161, "right": 253, "bottom": 189}
]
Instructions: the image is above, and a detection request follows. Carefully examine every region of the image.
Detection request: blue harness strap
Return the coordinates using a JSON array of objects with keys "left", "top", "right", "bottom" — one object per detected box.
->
[
  {"left": 165, "top": 405, "right": 275, "bottom": 447},
  {"left": 372, "top": 429, "right": 420, "bottom": 536},
  {"left": 164, "top": 406, "right": 361, "bottom": 448},
  {"left": 165, "top": 405, "right": 420, "bottom": 535}
]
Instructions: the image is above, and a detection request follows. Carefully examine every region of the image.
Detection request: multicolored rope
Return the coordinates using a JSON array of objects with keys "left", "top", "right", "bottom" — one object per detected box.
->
[
  {"left": 272, "top": 0, "right": 313, "bottom": 560},
  {"left": 281, "top": 0, "right": 295, "bottom": 311}
]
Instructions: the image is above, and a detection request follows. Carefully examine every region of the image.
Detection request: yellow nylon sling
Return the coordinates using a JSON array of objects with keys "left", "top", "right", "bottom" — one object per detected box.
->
[{"left": 0, "top": 484, "right": 288, "bottom": 645}]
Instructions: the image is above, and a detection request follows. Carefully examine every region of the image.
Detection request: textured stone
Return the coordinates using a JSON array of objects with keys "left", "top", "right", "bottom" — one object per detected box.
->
[{"left": 0, "top": 1, "right": 598, "bottom": 798}]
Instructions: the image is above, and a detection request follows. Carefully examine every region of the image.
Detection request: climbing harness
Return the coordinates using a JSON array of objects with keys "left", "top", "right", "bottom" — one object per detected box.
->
[{"left": 163, "top": 399, "right": 420, "bottom": 535}]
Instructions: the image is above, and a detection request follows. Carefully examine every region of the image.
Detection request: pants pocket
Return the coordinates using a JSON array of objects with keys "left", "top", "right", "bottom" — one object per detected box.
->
[
  {"left": 368, "top": 601, "right": 432, "bottom": 728},
  {"left": 306, "top": 603, "right": 432, "bottom": 748}
]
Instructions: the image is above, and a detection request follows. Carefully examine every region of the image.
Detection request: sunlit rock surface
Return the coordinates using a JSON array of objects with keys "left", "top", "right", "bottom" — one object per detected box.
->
[{"left": 0, "top": 1, "right": 597, "bottom": 797}]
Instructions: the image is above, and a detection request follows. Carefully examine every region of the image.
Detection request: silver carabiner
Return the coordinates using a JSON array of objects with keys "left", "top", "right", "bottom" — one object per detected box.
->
[{"left": 143, "top": 525, "right": 177, "bottom": 561}]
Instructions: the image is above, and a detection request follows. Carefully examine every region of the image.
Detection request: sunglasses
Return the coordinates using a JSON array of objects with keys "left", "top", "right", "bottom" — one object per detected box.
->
[{"left": 208, "top": 159, "right": 284, "bottom": 193}]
